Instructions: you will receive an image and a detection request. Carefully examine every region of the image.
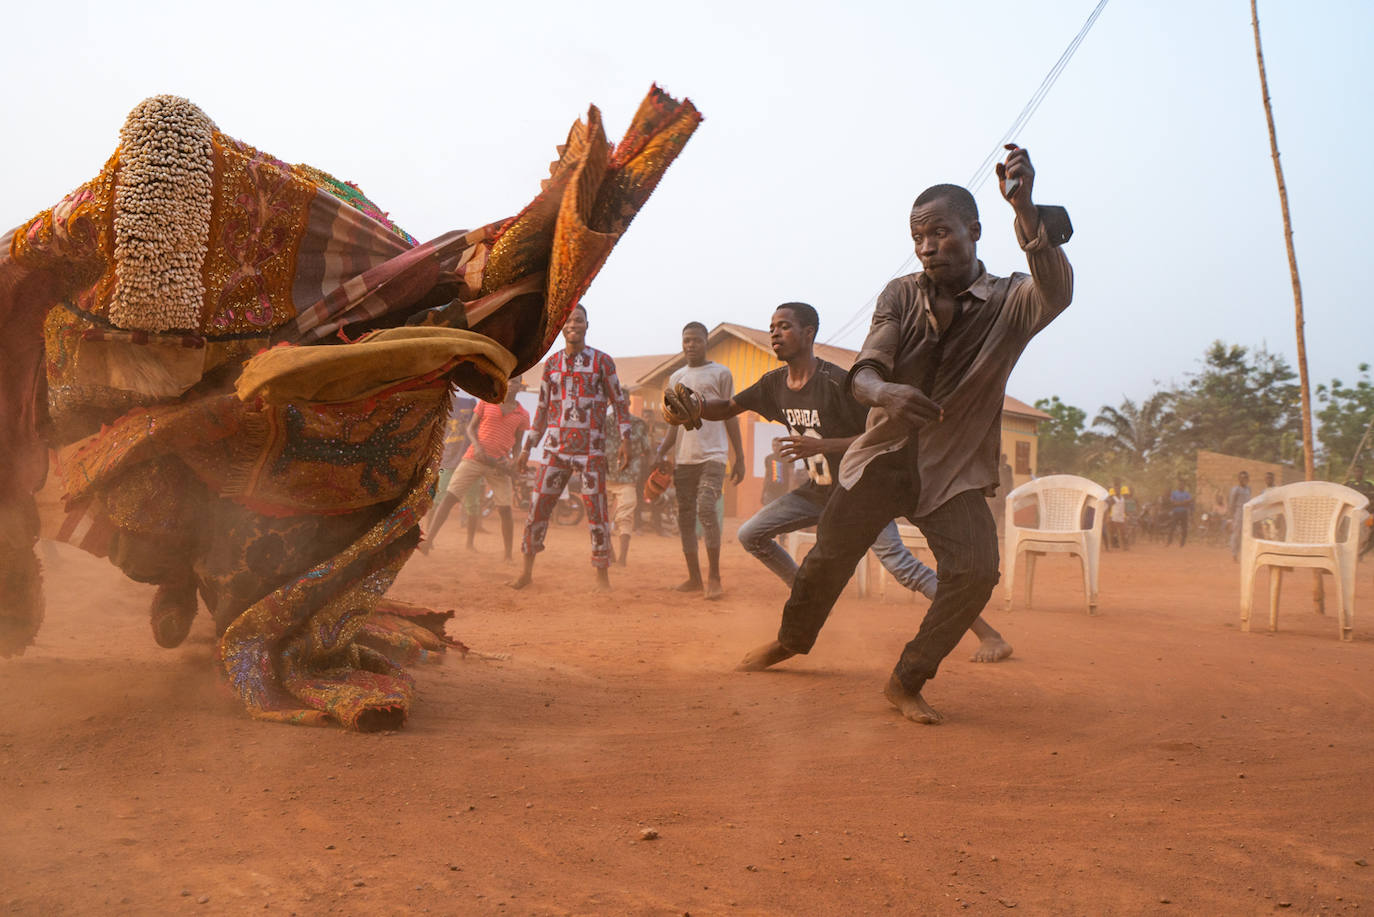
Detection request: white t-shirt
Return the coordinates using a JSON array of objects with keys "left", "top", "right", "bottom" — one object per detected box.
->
[
  {"left": 1108, "top": 490, "right": 1127, "bottom": 522},
  {"left": 669, "top": 362, "right": 734, "bottom": 465}
]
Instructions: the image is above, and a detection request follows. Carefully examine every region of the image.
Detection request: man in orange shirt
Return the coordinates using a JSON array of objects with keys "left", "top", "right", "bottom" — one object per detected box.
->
[{"left": 423, "top": 378, "right": 530, "bottom": 560}]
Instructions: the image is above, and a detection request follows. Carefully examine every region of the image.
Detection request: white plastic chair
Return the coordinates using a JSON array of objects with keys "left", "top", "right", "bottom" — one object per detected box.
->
[
  {"left": 785, "top": 530, "right": 869, "bottom": 597},
  {"left": 1238, "top": 482, "right": 1369, "bottom": 641},
  {"left": 1004, "top": 475, "right": 1108, "bottom": 614}
]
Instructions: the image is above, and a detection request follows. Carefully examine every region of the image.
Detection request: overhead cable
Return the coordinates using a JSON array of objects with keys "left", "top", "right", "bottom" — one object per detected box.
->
[{"left": 823, "top": 0, "right": 1110, "bottom": 346}]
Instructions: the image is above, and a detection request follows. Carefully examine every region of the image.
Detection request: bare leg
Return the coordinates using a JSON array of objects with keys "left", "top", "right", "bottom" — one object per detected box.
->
[
  {"left": 498, "top": 507, "right": 514, "bottom": 561},
  {"left": 595, "top": 567, "right": 612, "bottom": 592},
  {"left": 617, "top": 534, "right": 630, "bottom": 566},
  {"left": 677, "top": 552, "right": 704, "bottom": 592},
  {"left": 422, "top": 493, "right": 459, "bottom": 554},
  {"left": 705, "top": 545, "right": 723, "bottom": 600},
  {"left": 883, "top": 674, "right": 943, "bottom": 724},
  {"left": 968, "top": 616, "right": 1013, "bottom": 663},
  {"left": 735, "top": 640, "right": 795, "bottom": 671},
  {"left": 465, "top": 505, "right": 480, "bottom": 550},
  {"left": 508, "top": 554, "right": 535, "bottom": 589}
]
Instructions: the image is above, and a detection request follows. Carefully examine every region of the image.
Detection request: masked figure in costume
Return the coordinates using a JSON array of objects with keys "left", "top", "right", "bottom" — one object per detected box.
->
[{"left": 0, "top": 89, "right": 699, "bottom": 730}]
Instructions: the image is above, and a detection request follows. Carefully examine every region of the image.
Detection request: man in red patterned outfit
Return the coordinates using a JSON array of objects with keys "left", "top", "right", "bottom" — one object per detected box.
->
[{"left": 510, "top": 305, "right": 633, "bottom": 590}]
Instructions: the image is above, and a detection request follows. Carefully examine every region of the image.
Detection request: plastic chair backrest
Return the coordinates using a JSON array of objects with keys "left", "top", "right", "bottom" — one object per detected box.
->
[
  {"left": 1040, "top": 487, "right": 1085, "bottom": 531},
  {"left": 1262, "top": 481, "right": 1369, "bottom": 545},
  {"left": 1008, "top": 474, "right": 1107, "bottom": 533},
  {"left": 1287, "top": 494, "right": 1342, "bottom": 543}
]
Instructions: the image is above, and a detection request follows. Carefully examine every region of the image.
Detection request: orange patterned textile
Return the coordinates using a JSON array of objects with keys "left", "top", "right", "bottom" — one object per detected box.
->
[{"left": 0, "top": 88, "right": 700, "bottom": 729}]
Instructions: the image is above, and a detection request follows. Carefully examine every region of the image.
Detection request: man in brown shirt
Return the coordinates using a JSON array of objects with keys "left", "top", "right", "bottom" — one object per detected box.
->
[{"left": 738, "top": 146, "right": 1073, "bottom": 725}]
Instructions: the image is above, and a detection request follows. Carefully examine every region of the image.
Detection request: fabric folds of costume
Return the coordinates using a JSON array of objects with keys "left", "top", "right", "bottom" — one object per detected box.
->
[{"left": 0, "top": 87, "right": 700, "bottom": 731}]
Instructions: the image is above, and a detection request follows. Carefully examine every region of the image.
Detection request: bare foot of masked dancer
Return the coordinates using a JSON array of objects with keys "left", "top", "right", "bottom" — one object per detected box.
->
[
  {"left": 968, "top": 616, "right": 1014, "bottom": 663},
  {"left": 735, "top": 639, "right": 796, "bottom": 671},
  {"left": 883, "top": 674, "right": 944, "bottom": 724},
  {"left": 595, "top": 568, "right": 612, "bottom": 592}
]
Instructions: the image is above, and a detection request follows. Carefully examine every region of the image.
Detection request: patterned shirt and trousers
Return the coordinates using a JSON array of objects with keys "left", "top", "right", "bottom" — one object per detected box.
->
[
  {"left": 777, "top": 217, "right": 1073, "bottom": 698},
  {"left": 521, "top": 347, "right": 632, "bottom": 569}
]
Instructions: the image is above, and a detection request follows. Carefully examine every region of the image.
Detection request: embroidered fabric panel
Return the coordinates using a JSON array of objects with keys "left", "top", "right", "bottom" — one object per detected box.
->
[{"left": 200, "top": 133, "right": 316, "bottom": 335}]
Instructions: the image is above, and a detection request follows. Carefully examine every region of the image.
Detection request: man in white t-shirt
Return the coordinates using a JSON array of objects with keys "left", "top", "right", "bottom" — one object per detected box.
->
[
  {"left": 1103, "top": 478, "right": 1130, "bottom": 551},
  {"left": 654, "top": 322, "right": 744, "bottom": 599}
]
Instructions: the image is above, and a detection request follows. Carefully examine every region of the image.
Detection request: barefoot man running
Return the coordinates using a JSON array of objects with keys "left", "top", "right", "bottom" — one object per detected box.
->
[
  {"left": 735, "top": 146, "right": 1073, "bottom": 722},
  {"left": 661, "top": 301, "right": 1012, "bottom": 662}
]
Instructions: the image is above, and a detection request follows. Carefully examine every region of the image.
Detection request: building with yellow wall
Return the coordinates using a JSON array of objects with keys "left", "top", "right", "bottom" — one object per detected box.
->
[{"left": 618, "top": 323, "right": 1048, "bottom": 517}]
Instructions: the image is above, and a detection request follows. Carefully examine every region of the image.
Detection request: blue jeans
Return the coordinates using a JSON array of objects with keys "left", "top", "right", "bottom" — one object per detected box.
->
[{"left": 737, "top": 489, "right": 938, "bottom": 600}]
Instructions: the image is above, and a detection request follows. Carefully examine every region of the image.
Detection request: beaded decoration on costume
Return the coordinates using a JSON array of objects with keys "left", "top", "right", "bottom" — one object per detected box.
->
[{"left": 110, "top": 95, "right": 216, "bottom": 333}]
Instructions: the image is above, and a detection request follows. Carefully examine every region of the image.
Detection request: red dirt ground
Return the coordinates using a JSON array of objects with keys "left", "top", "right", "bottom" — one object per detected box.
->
[{"left": 3, "top": 513, "right": 1374, "bottom": 915}]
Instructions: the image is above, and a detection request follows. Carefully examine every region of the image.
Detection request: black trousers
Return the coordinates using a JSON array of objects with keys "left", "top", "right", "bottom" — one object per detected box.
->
[
  {"left": 777, "top": 444, "right": 1000, "bottom": 694},
  {"left": 1165, "top": 512, "right": 1188, "bottom": 546}
]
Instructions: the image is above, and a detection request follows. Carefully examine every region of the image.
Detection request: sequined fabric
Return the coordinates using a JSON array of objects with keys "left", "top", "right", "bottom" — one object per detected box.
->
[
  {"left": 201, "top": 134, "right": 317, "bottom": 335},
  {"left": 470, "top": 85, "right": 702, "bottom": 374}
]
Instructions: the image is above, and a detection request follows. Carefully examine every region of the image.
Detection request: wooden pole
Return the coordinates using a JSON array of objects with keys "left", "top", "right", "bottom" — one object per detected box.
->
[{"left": 1250, "top": 0, "right": 1323, "bottom": 611}]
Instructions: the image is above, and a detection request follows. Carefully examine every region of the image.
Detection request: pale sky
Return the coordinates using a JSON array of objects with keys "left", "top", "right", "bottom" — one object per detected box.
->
[{"left": 4, "top": 0, "right": 1369, "bottom": 418}]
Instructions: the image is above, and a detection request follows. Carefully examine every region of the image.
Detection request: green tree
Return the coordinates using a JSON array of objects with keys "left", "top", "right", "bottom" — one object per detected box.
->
[
  {"left": 1033, "top": 395, "right": 1087, "bottom": 474},
  {"left": 1165, "top": 341, "right": 1301, "bottom": 463},
  {"left": 1316, "top": 363, "right": 1374, "bottom": 476},
  {"left": 1092, "top": 392, "right": 1172, "bottom": 467}
]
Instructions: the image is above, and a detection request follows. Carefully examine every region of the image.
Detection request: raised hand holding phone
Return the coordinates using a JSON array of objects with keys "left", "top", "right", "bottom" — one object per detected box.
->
[{"left": 996, "top": 143, "right": 1032, "bottom": 205}]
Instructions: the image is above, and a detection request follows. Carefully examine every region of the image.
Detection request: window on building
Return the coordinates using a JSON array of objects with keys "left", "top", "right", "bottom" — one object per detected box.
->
[{"left": 1015, "top": 441, "right": 1031, "bottom": 475}]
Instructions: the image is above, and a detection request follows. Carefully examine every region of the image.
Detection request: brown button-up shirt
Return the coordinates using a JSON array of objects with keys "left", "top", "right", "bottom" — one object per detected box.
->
[{"left": 838, "top": 216, "right": 1073, "bottom": 517}]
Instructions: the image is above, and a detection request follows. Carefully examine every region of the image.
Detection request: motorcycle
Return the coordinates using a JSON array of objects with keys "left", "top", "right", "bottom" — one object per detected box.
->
[{"left": 486, "top": 464, "right": 584, "bottom": 525}]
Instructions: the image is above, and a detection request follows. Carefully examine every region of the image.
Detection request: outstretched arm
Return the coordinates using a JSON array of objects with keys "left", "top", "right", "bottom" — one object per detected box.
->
[
  {"left": 699, "top": 396, "right": 746, "bottom": 422},
  {"left": 774, "top": 433, "right": 859, "bottom": 463}
]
